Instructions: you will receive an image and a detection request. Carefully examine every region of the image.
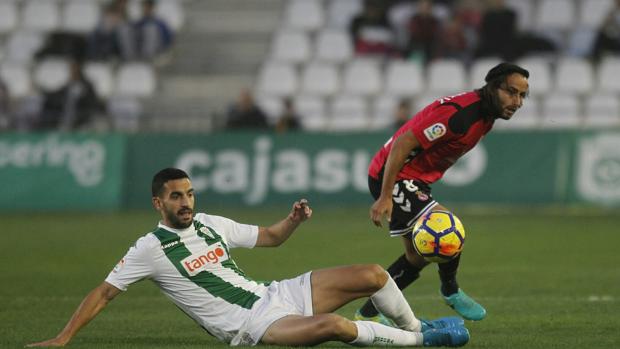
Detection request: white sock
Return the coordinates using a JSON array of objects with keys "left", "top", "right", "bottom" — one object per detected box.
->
[
  {"left": 349, "top": 321, "right": 423, "bottom": 346},
  {"left": 370, "top": 272, "right": 422, "bottom": 332}
]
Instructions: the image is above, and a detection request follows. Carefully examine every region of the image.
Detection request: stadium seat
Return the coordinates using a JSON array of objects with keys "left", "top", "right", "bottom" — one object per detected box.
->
[
  {"left": 300, "top": 62, "right": 340, "bottom": 97},
  {"left": 583, "top": 94, "right": 620, "bottom": 128},
  {"left": 107, "top": 96, "right": 143, "bottom": 132},
  {"left": 597, "top": 57, "right": 620, "bottom": 93},
  {"left": 505, "top": 0, "right": 534, "bottom": 31},
  {"left": 427, "top": 59, "right": 466, "bottom": 94},
  {"left": 326, "top": 0, "right": 362, "bottom": 29},
  {"left": 256, "top": 63, "right": 298, "bottom": 97},
  {"left": 370, "top": 94, "right": 399, "bottom": 130},
  {"left": 384, "top": 60, "right": 424, "bottom": 97},
  {"left": 0, "top": 63, "right": 32, "bottom": 98},
  {"left": 5, "top": 30, "right": 45, "bottom": 64},
  {"left": 579, "top": 0, "right": 613, "bottom": 29},
  {"left": 516, "top": 57, "right": 552, "bottom": 96},
  {"left": 283, "top": 0, "right": 325, "bottom": 32},
  {"left": 84, "top": 62, "right": 115, "bottom": 98},
  {"left": 536, "top": 0, "right": 575, "bottom": 31},
  {"left": 540, "top": 93, "right": 581, "bottom": 128},
  {"left": 414, "top": 93, "right": 439, "bottom": 111},
  {"left": 468, "top": 57, "right": 502, "bottom": 89},
  {"left": 33, "top": 58, "right": 70, "bottom": 92},
  {"left": 62, "top": 0, "right": 100, "bottom": 33},
  {"left": 329, "top": 95, "right": 369, "bottom": 131},
  {"left": 566, "top": 27, "right": 597, "bottom": 57},
  {"left": 315, "top": 29, "right": 353, "bottom": 63},
  {"left": 0, "top": 1, "right": 18, "bottom": 34},
  {"left": 256, "top": 95, "right": 283, "bottom": 126},
  {"left": 270, "top": 31, "right": 311, "bottom": 64},
  {"left": 554, "top": 57, "right": 594, "bottom": 94},
  {"left": 22, "top": 0, "right": 60, "bottom": 32},
  {"left": 295, "top": 95, "right": 327, "bottom": 131},
  {"left": 115, "top": 63, "right": 156, "bottom": 98},
  {"left": 342, "top": 59, "right": 382, "bottom": 96},
  {"left": 156, "top": 0, "right": 186, "bottom": 31}
]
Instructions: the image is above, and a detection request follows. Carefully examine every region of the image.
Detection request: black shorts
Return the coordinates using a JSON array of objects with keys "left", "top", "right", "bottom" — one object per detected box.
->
[{"left": 369, "top": 175, "right": 438, "bottom": 237}]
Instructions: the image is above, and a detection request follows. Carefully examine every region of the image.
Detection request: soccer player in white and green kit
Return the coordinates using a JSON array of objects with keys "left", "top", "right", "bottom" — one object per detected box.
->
[{"left": 28, "top": 168, "right": 469, "bottom": 348}]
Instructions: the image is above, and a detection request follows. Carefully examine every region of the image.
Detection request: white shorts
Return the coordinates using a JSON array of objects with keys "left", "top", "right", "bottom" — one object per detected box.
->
[{"left": 230, "top": 271, "right": 314, "bottom": 346}]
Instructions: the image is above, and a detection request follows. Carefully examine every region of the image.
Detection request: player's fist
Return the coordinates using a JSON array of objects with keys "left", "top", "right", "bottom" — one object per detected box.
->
[{"left": 289, "top": 198, "right": 312, "bottom": 223}]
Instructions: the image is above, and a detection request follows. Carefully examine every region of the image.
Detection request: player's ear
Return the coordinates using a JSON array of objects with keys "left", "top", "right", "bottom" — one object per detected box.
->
[{"left": 152, "top": 196, "right": 162, "bottom": 210}]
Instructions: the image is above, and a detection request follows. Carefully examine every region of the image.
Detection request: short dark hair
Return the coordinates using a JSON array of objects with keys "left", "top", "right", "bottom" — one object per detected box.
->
[
  {"left": 152, "top": 168, "right": 189, "bottom": 197},
  {"left": 484, "top": 62, "right": 529, "bottom": 85}
]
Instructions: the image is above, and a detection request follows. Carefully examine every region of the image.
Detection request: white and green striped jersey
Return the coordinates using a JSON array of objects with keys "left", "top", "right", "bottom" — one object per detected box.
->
[{"left": 105, "top": 213, "right": 271, "bottom": 343}]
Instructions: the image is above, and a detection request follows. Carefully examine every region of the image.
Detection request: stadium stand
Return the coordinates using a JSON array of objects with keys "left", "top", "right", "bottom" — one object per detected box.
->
[{"left": 0, "top": 0, "right": 619, "bottom": 133}]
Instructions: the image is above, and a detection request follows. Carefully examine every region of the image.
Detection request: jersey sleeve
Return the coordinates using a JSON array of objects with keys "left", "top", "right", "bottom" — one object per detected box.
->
[
  {"left": 105, "top": 236, "right": 155, "bottom": 291},
  {"left": 200, "top": 214, "right": 259, "bottom": 249},
  {"left": 409, "top": 103, "right": 458, "bottom": 149}
]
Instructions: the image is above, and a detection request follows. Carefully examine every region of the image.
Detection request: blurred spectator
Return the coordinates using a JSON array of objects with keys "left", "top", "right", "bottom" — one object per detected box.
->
[
  {"left": 475, "top": 0, "right": 554, "bottom": 61},
  {"left": 37, "top": 61, "right": 102, "bottom": 131},
  {"left": 435, "top": 16, "right": 469, "bottom": 62},
  {"left": 225, "top": 89, "right": 269, "bottom": 130},
  {"left": 591, "top": 0, "right": 620, "bottom": 61},
  {"left": 36, "top": 32, "right": 88, "bottom": 62},
  {"left": 393, "top": 99, "right": 411, "bottom": 129},
  {"left": 406, "top": 0, "right": 440, "bottom": 63},
  {"left": 350, "top": 0, "right": 399, "bottom": 58},
  {"left": 0, "top": 78, "right": 11, "bottom": 130},
  {"left": 275, "top": 98, "right": 301, "bottom": 133},
  {"left": 134, "top": 0, "right": 173, "bottom": 60},
  {"left": 88, "top": 0, "right": 136, "bottom": 61},
  {"left": 475, "top": 0, "right": 518, "bottom": 60}
]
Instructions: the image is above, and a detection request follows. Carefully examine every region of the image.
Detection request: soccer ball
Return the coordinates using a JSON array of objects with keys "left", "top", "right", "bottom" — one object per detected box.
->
[{"left": 412, "top": 210, "right": 465, "bottom": 263}]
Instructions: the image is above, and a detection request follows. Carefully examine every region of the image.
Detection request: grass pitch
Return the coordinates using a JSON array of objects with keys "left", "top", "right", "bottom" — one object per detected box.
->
[{"left": 2, "top": 206, "right": 619, "bottom": 348}]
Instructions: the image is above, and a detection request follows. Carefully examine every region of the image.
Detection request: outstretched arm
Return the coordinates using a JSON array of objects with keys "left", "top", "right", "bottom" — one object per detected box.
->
[
  {"left": 27, "top": 282, "right": 122, "bottom": 347},
  {"left": 370, "top": 131, "right": 421, "bottom": 227},
  {"left": 256, "top": 199, "right": 312, "bottom": 247}
]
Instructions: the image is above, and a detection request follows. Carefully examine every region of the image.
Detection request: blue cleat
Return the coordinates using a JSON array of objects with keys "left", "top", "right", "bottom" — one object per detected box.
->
[
  {"left": 353, "top": 309, "right": 396, "bottom": 327},
  {"left": 443, "top": 289, "right": 486, "bottom": 321},
  {"left": 420, "top": 316, "right": 465, "bottom": 332},
  {"left": 422, "top": 327, "right": 470, "bottom": 347}
]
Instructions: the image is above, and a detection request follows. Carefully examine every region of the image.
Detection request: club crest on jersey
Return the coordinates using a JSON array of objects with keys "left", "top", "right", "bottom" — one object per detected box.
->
[
  {"left": 423, "top": 123, "right": 446, "bottom": 141},
  {"left": 181, "top": 242, "right": 229, "bottom": 276}
]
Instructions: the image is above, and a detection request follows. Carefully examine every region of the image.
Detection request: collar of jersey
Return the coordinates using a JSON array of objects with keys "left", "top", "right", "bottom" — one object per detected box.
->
[{"left": 157, "top": 221, "right": 196, "bottom": 235}]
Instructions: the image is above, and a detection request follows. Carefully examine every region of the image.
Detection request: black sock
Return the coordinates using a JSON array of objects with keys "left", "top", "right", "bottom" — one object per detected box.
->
[
  {"left": 359, "top": 254, "right": 423, "bottom": 317},
  {"left": 438, "top": 254, "right": 461, "bottom": 296}
]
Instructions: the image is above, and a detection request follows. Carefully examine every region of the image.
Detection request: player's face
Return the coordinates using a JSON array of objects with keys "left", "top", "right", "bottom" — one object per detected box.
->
[
  {"left": 496, "top": 73, "right": 529, "bottom": 120},
  {"left": 154, "top": 178, "right": 195, "bottom": 229}
]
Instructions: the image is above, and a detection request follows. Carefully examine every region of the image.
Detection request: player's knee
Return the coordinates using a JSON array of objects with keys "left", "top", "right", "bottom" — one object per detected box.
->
[
  {"left": 314, "top": 313, "right": 351, "bottom": 338},
  {"left": 361, "top": 264, "right": 389, "bottom": 291}
]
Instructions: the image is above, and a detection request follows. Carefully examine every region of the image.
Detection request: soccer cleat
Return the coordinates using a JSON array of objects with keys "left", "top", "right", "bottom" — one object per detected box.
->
[
  {"left": 420, "top": 316, "right": 465, "bottom": 332},
  {"left": 353, "top": 309, "right": 396, "bottom": 327},
  {"left": 422, "top": 327, "right": 470, "bottom": 347},
  {"left": 443, "top": 289, "right": 486, "bottom": 321}
]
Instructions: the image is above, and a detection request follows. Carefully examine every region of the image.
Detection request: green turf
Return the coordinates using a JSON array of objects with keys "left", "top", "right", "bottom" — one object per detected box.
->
[{"left": 2, "top": 207, "right": 619, "bottom": 348}]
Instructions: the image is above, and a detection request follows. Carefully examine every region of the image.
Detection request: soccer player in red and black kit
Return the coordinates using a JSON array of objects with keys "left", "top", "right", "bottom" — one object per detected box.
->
[{"left": 355, "top": 63, "right": 530, "bottom": 324}]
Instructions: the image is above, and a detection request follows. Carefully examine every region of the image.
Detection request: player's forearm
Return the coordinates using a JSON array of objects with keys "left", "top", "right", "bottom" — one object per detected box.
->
[
  {"left": 260, "top": 216, "right": 300, "bottom": 247},
  {"left": 381, "top": 138, "right": 412, "bottom": 197},
  {"left": 53, "top": 284, "right": 115, "bottom": 344}
]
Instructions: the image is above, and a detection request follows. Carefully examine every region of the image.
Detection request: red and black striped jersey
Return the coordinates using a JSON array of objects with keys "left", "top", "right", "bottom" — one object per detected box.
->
[{"left": 368, "top": 91, "right": 494, "bottom": 184}]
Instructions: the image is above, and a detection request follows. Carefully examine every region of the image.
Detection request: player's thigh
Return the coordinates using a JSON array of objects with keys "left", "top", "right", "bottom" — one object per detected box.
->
[
  {"left": 401, "top": 235, "right": 430, "bottom": 268},
  {"left": 310, "top": 264, "right": 388, "bottom": 314},
  {"left": 261, "top": 314, "right": 356, "bottom": 346}
]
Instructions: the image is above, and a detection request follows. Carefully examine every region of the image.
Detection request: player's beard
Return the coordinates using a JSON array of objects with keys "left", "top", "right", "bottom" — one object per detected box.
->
[{"left": 164, "top": 206, "right": 194, "bottom": 229}]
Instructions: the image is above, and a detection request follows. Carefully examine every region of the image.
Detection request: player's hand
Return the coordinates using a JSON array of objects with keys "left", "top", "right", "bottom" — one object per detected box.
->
[
  {"left": 288, "top": 199, "right": 312, "bottom": 224},
  {"left": 370, "top": 196, "right": 392, "bottom": 227},
  {"left": 26, "top": 337, "right": 68, "bottom": 347}
]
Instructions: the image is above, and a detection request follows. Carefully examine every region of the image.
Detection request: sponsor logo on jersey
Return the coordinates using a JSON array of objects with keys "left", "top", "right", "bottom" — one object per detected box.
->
[
  {"left": 162, "top": 240, "right": 179, "bottom": 250},
  {"left": 113, "top": 258, "right": 125, "bottom": 273},
  {"left": 423, "top": 123, "right": 447, "bottom": 141},
  {"left": 181, "top": 242, "right": 229, "bottom": 276}
]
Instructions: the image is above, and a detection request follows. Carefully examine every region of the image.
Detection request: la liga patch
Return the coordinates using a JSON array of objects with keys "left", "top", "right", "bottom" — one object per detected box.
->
[{"left": 423, "top": 123, "right": 447, "bottom": 141}]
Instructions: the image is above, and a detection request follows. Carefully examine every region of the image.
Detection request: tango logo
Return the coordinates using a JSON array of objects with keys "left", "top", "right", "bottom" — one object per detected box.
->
[{"left": 181, "top": 243, "right": 229, "bottom": 276}]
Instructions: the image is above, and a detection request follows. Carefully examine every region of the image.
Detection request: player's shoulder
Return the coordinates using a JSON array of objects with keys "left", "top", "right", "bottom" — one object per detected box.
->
[{"left": 441, "top": 91, "right": 485, "bottom": 134}]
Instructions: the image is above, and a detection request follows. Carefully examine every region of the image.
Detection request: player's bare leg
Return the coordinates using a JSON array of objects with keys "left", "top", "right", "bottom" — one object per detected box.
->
[{"left": 261, "top": 265, "right": 469, "bottom": 347}]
